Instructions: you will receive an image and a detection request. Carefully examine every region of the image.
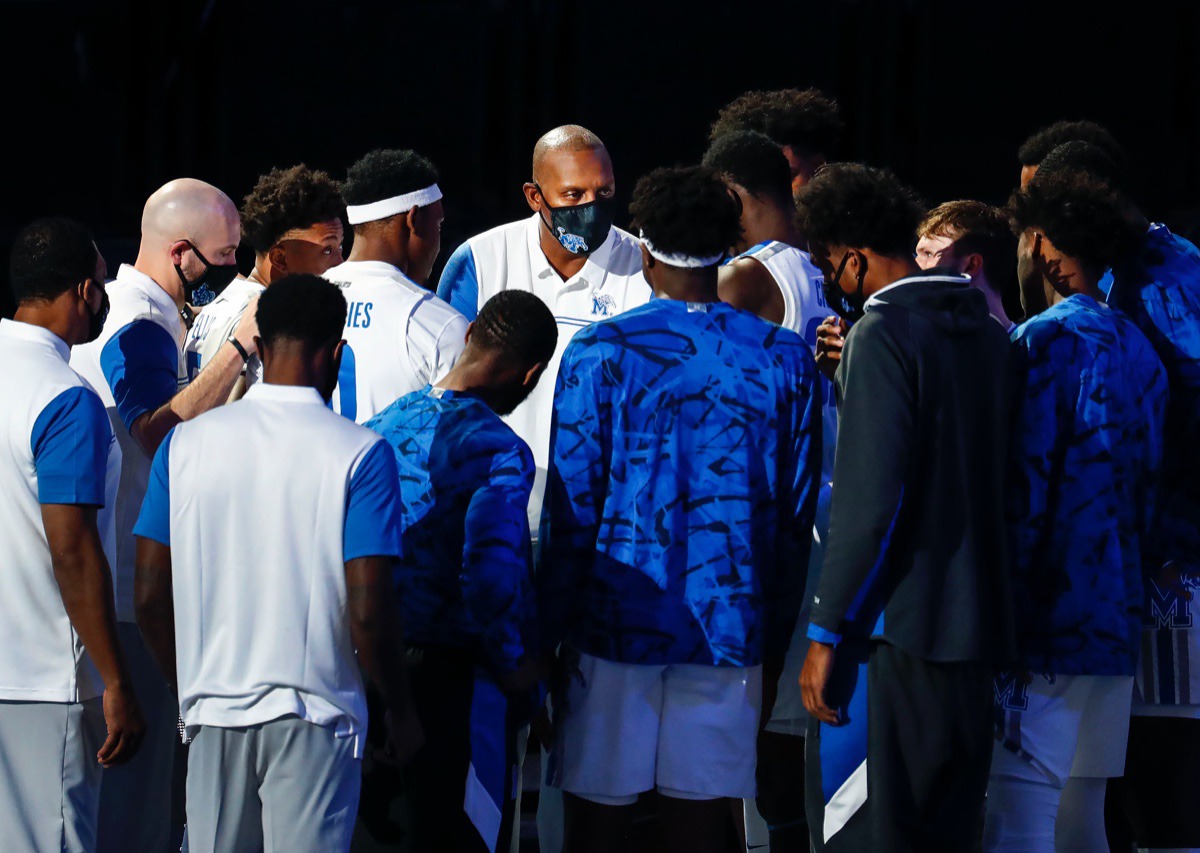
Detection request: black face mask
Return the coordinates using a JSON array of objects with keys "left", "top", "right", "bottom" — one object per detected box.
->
[
  {"left": 175, "top": 242, "right": 239, "bottom": 306},
  {"left": 536, "top": 187, "right": 616, "bottom": 256},
  {"left": 84, "top": 282, "right": 109, "bottom": 345},
  {"left": 824, "top": 250, "right": 869, "bottom": 323}
]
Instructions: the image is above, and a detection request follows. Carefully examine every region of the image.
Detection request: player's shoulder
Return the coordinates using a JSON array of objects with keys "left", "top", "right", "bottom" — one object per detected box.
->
[
  {"left": 415, "top": 289, "right": 467, "bottom": 329},
  {"left": 601, "top": 225, "right": 649, "bottom": 278},
  {"left": 467, "top": 216, "right": 530, "bottom": 250}
]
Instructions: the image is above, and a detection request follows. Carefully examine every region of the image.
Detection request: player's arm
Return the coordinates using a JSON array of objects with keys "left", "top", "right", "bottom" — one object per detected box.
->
[
  {"left": 436, "top": 241, "right": 481, "bottom": 321},
  {"left": 35, "top": 387, "right": 144, "bottom": 766},
  {"left": 133, "top": 428, "right": 178, "bottom": 694},
  {"left": 718, "top": 257, "right": 784, "bottom": 325},
  {"left": 536, "top": 342, "right": 608, "bottom": 655},
  {"left": 808, "top": 316, "right": 913, "bottom": 643},
  {"left": 115, "top": 298, "right": 259, "bottom": 456},
  {"left": 428, "top": 311, "right": 469, "bottom": 384},
  {"left": 343, "top": 441, "right": 422, "bottom": 765},
  {"left": 462, "top": 442, "right": 539, "bottom": 692}
]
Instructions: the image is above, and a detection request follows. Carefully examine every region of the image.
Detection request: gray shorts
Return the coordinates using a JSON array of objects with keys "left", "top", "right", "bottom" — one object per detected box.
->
[
  {"left": 0, "top": 697, "right": 104, "bottom": 852},
  {"left": 186, "top": 716, "right": 361, "bottom": 853}
]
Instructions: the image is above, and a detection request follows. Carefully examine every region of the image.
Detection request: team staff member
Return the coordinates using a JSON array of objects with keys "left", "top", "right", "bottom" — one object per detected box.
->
[
  {"left": 367, "top": 290, "right": 558, "bottom": 852},
  {"left": 438, "top": 124, "right": 651, "bottom": 849},
  {"left": 71, "top": 178, "right": 260, "bottom": 852},
  {"left": 539, "top": 166, "right": 821, "bottom": 853},
  {"left": 702, "top": 128, "right": 832, "bottom": 851},
  {"left": 797, "top": 164, "right": 1013, "bottom": 852},
  {"left": 325, "top": 148, "right": 466, "bottom": 424},
  {"left": 134, "top": 275, "right": 423, "bottom": 852},
  {"left": 0, "top": 218, "right": 145, "bottom": 852},
  {"left": 185, "top": 164, "right": 345, "bottom": 391}
]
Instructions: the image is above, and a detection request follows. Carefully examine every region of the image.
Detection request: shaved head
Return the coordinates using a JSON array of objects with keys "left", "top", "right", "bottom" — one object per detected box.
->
[
  {"left": 141, "top": 178, "right": 238, "bottom": 248},
  {"left": 532, "top": 125, "right": 606, "bottom": 184}
]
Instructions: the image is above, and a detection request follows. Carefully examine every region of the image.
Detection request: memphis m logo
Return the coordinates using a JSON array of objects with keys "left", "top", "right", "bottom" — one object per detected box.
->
[
  {"left": 993, "top": 670, "right": 1029, "bottom": 711},
  {"left": 1148, "top": 576, "right": 1194, "bottom": 629}
]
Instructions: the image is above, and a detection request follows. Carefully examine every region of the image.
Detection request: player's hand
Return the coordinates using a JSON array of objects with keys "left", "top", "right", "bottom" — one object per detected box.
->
[
  {"left": 97, "top": 682, "right": 145, "bottom": 767},
  {"left": 530, "top": 706, "right": 555, "bottom": 750},
  {"left": 231, "top": 295, "right": 261, "bottom": 355},
  {"left": 800, "top": 640, "right": 840, "bottom": 725},
  {"left": 383, "top": 706, "right": 424, "bottom": 768},
  {"left": 815, "top": 316, "right": 848, "bottom": 382}
]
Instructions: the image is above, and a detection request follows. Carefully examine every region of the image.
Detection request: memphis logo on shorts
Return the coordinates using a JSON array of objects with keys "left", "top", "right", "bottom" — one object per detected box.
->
[
  {"left": 592, "top": 293, "right": 616, "bottom": 317},
  {"left": 557, "top": 227, "right": 589, "bottom": 254},
  {"left": 1147, "top": 570, "right": 1196, "bottom": 630}
]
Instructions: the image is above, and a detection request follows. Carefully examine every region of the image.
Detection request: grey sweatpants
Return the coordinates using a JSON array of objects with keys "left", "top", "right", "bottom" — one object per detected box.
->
[
  {"left": 185, "top": 716, "right": 361, "bottom": 853},
  {"left": 0, "top": 697, "right": 105, "bottom": 852}
]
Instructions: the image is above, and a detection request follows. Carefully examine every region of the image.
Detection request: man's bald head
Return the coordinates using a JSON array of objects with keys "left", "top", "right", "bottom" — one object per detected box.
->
[
  {"left": 141, "top": 178, "right": 239, "bottom": 248},
  {"left": 134, "top": 178, "right": 241, "bottom": 302},
  {"left": 532, "top": 125, "right": 607, "bottom": 184}
]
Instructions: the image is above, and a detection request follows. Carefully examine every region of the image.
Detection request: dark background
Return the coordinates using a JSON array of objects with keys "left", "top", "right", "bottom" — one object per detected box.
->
[{"left": 3, "top": 0, "right": 1198, "bottom": 319}]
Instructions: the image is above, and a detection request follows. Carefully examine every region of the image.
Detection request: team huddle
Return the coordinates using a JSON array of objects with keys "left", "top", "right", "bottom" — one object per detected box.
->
[{"left": 1, "top": 87, "right": 1197, "bottom": 853}]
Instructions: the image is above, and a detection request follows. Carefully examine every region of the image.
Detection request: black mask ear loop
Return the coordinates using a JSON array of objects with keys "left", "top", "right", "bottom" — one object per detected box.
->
[{"left": 852, "top": 251, "right": 868, "bottom": 307}]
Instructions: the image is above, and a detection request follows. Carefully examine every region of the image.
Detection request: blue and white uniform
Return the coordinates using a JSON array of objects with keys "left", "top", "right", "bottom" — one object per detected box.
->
[
  {"left": 438, "top": 215, "right": 651, "bottom": 533},
  {"left": 0, "top": 318, "right": 116, "bottom": 852},
  {"left": 989, "top": 296, "right": 1166, "bottom": 803},
  {"left": 368, "top": 386, "right": 537, "bottom": 852},
  {"left": 538, "top": 299, "right": 822, "bottom": 803},
  {"left": 1105, "top": 225, "right": 1200, "bottom": 716},
  {"left": 183, "top": 276, "right": 264, "bottom": 384},
  {"left": 324, "top": 260, "right": 467, "bottom": 424},
  {"left": 135, "top": 382, "right": 403, "bottom": 852},
  {"left": 70, "top": 262, "right": 189, "bottom": 853}
]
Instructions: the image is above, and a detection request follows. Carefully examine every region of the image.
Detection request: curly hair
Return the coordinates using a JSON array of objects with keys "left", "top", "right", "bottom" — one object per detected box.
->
[
  {"left": 1007, "top": 172, "right": 1140, "bottom": 275},
  {"left": 795, "top": 163, "right": 926, "bottom": 257},
  {"left": 629, "top": 166, "right": 742, "bottom": 261},
  {"left": 1017, "top": 120, "right": 1124, "bottom": 168},
  {"left": 240, "top": 165, "right": 345, "bottom": 254},
  {"left": 709, "top": 88, "right": 842, "bottom": 159},
  {"left": 702, "top": 129, "right": 792, "bottom": 206},
  {"left": 341, "top": 149, "right": 439, "bottom": 209},
  {"left": 472, "top": 290, "right": 558, "bottom": 367}
]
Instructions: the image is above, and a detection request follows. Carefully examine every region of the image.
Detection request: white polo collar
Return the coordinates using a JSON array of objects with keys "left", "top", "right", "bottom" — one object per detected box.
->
[{"left": 0, "top": 318, "right": 71, "bottom": 363}]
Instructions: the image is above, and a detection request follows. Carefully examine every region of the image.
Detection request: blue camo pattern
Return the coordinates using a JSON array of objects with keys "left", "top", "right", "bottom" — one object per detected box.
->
[
  {"left": 1008, "top": 294, "right": 1167, "bottom": 675},
  {"left": 537, "top": 299, "right": 822, "bottom": 667},
  {"left": 366, "top": 388, "right": 535, "bottom": 674}
]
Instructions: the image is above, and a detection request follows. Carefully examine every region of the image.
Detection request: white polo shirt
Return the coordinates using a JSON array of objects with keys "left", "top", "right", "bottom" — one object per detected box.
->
[
  {"left": 134, "top": 383, "right": 403, "bottom": 754},
  {"left": 71, "top": 264, "right": 188, "bottom": 622},
  {"left": 183, "top": 276, "right": 264, "bottom": 384},
  {"left": 323, "top": 260, "right": 467, "bottom": 424},
  {"left": 0, "top": 319, "right": 118, "bottom": 703},
  {"left": 437, "top": 214, "right": 652, "bottom": 529}
]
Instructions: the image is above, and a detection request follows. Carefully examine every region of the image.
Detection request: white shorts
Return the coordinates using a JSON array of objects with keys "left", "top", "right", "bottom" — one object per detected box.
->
[
  {"left": 993, "top": 673, "right": 1134, "bottom": 786},
  {"left": 550, "top": 652, "right": 762, "bottom": 805}
]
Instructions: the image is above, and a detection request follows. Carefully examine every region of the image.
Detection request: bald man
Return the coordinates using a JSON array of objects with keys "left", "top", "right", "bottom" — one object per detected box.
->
[
  {"left": 71, "top": 178, "right": 259, "bottom": 852},
  {"left": 438, "top": 125, "right": 650, "bottom": 853}
]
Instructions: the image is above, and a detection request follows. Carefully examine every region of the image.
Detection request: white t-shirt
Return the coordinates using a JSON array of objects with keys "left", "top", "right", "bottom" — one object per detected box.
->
[
  {"left": 0, "top": 320, "right": 118, "bottom": 702},
  {"left": 71, "top": 264, "right": 188, "bottom": 622},
  {"left": 184, "top": 276, "right": 265, "bottom": 385},
  {"left": 437, "top": 215, "right": 652, "bottom": 530},
  {"left": 323, "top": 260, "right": 467, "bottom": 424},
  {"left": 134, "top": 383, "right": 404, "bottom": 754}
]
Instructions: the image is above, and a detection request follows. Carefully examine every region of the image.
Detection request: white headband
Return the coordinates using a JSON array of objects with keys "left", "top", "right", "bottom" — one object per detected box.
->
[
  {"left": 346, "top": 184, "right": 443, "bottom": 225},
  {"left": 640, "top": 232, "right": 724, "bottom": 269}
]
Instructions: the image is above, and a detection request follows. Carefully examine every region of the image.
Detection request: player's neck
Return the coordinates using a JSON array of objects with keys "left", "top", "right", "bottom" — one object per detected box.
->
[
  {"left": 743, "top": 203, "right": 802, "bottom": 252},
  {"left": 538, "top": 227, "right": 588, "bottom": 281},
  {"left": 13, "top": 304, "right": 74, "bottom": 348},
  {"left": 654, "top": 271, "right": 720, "bottom": 303},
  {"left": 437, "top": 353, "right": 511, "bottom": 413},
  {"left": 346, "top": 235, "right": 409, "bottom": 276}
]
